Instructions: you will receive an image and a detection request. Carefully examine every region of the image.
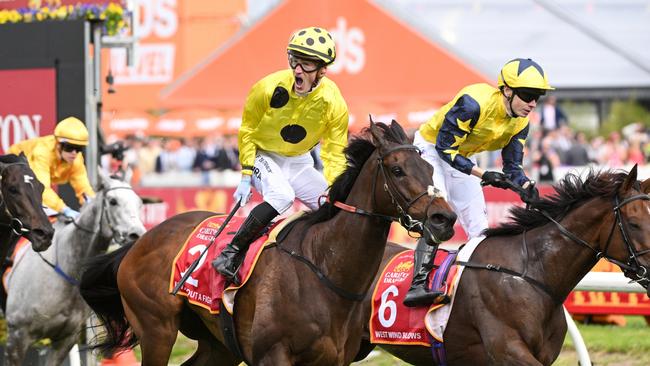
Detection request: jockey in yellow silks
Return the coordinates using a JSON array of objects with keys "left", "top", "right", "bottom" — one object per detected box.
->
[
  {"left": 212, "top": 26, "right": 349, "bottom": 284},
  {"left": 9, "top": 116, "right": 95, "bottom": 219},
  {"left": 404, "top": 58, "right": 554, "bottom": 307}
]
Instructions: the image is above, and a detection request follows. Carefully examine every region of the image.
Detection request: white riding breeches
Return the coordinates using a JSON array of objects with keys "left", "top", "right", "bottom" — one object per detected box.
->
[
  {"left": 251, "top": 150, "right": 328, "bottom": 214},
  {"left": 413, "top": 132, "right": 488, "bottom": 239}
]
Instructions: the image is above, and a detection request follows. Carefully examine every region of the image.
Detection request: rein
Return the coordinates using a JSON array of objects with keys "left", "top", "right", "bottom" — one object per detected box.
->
[
  {"left": 37, "top": 185, "right": 137, "bottom": 286},
  {"left": 460, "top": 189, "right": 650, "bottom": 303},
  {"left": 277, "top": 143, "right": 438, "bottom": 302}
]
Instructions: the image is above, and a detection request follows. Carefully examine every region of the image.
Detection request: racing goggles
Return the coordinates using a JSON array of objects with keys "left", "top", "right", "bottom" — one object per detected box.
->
[
  {"left": 514, "top": 88, "right": 545, "bottom": 103},
  {"left": 288, "top": 54, "right": 321, "bottom": 73},
  {"left": 60, "top": 142, "right": 85, "bottom": 153}
]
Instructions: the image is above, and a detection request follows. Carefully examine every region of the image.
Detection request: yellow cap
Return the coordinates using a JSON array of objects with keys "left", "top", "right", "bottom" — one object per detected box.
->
[
  {"left": 54, "top": 117, "right": 89, "bottom": 146},
  {"left": 287, "top": 27, "right": 336, "bottom": 64},
  {"left": 498, "top": 58, "right": 554, "bottom": 90}
]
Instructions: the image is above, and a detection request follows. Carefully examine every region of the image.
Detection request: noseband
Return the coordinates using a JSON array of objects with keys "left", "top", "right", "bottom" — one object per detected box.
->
[
  {"left": 0, "top": 162, "right": 33, "bottom": 237},
  {"left": 538, "top": 189, "right": 650, "bottom": 287}
]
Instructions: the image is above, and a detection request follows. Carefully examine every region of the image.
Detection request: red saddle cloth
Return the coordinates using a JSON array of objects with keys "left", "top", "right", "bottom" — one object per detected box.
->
[
  {"left": 2, "top": 237, "right": 30, "bottom": 292},
  {"left": 169, "top": 214, "right": 282, "bottom": 314},
  {"left": 370, "top": 248, "right": 459, "bottom": 346}
]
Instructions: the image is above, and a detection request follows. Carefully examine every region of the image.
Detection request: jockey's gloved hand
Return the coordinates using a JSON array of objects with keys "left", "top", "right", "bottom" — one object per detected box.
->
[
  {"left": 233, "top": 175, "right": 252, "bottom": 206},
  {"left": 61, "top": 206, "right": 80, "bottom": 219},
  {"left": 519, "top": 180, "right": 540, "bottom": 204},
  {"left": 481, "top": 171, "right": 512, "bottom": 189}
]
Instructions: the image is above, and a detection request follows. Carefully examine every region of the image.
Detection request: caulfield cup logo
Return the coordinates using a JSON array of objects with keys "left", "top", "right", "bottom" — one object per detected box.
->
[
  {"left": 328, "top": 17, "right": 365, "bottom": 75},
  {"left": 0, "top": 114, "right": 42, "bottom": 153}
]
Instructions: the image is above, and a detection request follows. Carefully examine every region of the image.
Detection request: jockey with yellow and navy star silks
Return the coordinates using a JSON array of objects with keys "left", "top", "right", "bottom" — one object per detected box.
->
[
  {"left": 213, "top": 26, "right": 349, "bottom": 285},
  {"left": 9, "top": 116, "right": 95, "bottom": 220},
  {"left": 403, "top": 58, "right": 554, "bottom": 308}
]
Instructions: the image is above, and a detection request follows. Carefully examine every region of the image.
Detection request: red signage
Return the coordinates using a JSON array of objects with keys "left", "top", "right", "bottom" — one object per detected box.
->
[{"left": 0, "top": 68, "right": 57, "bottom": 154}]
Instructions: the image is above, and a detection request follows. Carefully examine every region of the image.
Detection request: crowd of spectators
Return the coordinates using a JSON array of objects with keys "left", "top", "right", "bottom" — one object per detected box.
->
[{"left": 102, "top": 99, "right": 650, "bottom": 188}]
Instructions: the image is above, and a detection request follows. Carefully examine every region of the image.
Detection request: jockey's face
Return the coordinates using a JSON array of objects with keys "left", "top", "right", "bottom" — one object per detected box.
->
[
  {"left": 503, "top": 87, "right": 542, "bottom": 118},
  {"left": 289, "top": 54, "right": 326, "bottom": 96},
  {"left": 59, "top": 142, "right": 84, "bottom": 164}
]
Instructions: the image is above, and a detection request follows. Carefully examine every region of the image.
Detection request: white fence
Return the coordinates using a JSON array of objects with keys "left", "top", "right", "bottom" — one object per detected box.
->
[{"left": 567, "top": 272, "right": 645, "bottom": 366}]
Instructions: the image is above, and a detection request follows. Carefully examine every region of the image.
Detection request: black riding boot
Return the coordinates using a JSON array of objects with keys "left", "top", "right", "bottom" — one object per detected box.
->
[
  {"left": 212, "top": 202, "right": 278, "bottom": 285},
  {"left": 403, "top": 238, "right": 448, "bottom": 307}
]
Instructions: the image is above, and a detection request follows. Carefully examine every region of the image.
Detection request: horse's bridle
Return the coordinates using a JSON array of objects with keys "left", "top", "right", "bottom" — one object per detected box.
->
[
  {"left": 281, "top": 143, "right": 443, "bottom": 302},
  {"left": 374, "top": 144, "right": 444, "bottom": 233},
  {"left": 0, "top": 162, "right": 33, "bottom": 237},
  {"left": 38, "top": 185, "right": 139, "bottom": 286},
  {"left": 332, "top": 144, "right": 442, "bottom": 234},
  {"left": 70, "top": 186, "right": 139, "bottom": 246},
  {"left": 537, "top": 189, "right": 650, "bottom": 287}
]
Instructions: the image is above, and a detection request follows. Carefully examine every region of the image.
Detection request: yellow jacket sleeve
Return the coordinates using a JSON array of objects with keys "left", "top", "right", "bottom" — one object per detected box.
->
[
  {"left": 29, "top": 144, "right": 67, "bottom": 212},
  {"left": 68, "top": 156, "right": 96, "bottom": 205},
  {"left": 238, "top": 82, "right": 267, "bottom": 176},
  {"left": 321, "top": 101, "right": 349, "bottom": 185}
]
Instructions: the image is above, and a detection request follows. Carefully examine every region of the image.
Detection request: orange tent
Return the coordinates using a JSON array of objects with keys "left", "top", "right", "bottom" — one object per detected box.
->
[{"left": 160, "top": 0, "right": 490, "bottom": 132}]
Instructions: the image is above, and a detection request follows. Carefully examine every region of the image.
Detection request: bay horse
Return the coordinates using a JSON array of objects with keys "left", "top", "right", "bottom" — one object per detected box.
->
[
  {"left": 0, "top": 153, "right": 55, "bottom": 310},
  {"left": 4, "top": 171, "right": 146, "bottom": 365},
  {"left": 80, "top": 120, "right": 457, "bottom": 365},
  {"left": 356, "top": 166, "right": 650, "bottom": 365}
]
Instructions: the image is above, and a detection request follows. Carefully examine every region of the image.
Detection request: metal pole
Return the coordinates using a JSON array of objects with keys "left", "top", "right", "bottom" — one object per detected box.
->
[{"left": 563, "top": 306, "right": 592, "bottom": 366}]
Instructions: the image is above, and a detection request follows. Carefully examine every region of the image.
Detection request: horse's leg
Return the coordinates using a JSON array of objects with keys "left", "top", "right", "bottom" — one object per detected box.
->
[
  {"left": 5, "top": 326, "right": 33, "bottom": 366},
  {"left": 180, "top": 338, "right": 239, "bottom": 366},
  {"left": 255, "top": 343, "right": 292, "bottom": 366},
  {"left": 44, "top": 334, "right": 79, "bottom": 366}
]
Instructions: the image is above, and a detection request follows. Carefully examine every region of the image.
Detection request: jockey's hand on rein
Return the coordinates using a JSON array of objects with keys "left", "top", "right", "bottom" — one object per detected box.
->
[
  {"left": 481, "top": 171, "right": 512, "bottom": 189},
  {"left": 518, "top": 181, "right": 540, "bottom": 204}
]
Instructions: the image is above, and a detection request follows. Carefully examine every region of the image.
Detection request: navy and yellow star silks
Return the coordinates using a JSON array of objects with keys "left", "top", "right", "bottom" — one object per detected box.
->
[
  {"left": 239, "top": 69, "right": 349, "bottom": 185},
  {"left": 419, "top": 83, "right": 530, "bottom": 186}
]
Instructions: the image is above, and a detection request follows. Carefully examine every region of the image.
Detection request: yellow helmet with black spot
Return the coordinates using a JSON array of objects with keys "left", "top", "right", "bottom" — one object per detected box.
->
[
  {"left": 287, "top": 27, "right": 336, "bottom": 65},
  {"left": 498, "top": 58, "right": 554, "bottom": 90}
]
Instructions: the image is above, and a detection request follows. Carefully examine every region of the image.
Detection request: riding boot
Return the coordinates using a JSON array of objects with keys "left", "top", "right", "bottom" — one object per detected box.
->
[
  {"left": 212, "top": 202, "right": 278, "bottom": 285},
  {"left": 403, "top": 238, "right": 448, "bottom": 307}
]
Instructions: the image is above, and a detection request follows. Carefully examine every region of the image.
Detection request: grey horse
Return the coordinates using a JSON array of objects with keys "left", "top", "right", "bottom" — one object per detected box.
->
[{"left": 3, "top": 171, "right": 146, "bottom": 365}]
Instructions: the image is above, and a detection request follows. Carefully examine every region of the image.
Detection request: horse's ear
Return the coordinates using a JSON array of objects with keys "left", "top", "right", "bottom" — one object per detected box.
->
[
  {"left": 368, "top": 119, "right": 386, "bottom": 149},
  {"left": 18, "top": 152, "right": 28, "bottom": 162},
  {"left": 96, "top": 169, "right": 112, "bottom": 190},
  {"left": 389, "top": 119, "right": 408, "bottom": 143},
  {"left": 621, "top": 164, "right": 639, "bottom": 193},
  {"left": 641, "top": 177, "right": 650, "bottom": 194}
]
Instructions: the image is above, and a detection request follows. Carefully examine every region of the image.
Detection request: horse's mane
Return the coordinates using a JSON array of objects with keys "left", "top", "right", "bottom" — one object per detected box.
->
[
  {"left": 296, "top": 122, "right": 409, "bottom": 226},
  {"left": 0, "top": 154, "right": 23, "bottom": 164},
  {"left": 485, "top": 169, "right": 629, "bottom": 237}
]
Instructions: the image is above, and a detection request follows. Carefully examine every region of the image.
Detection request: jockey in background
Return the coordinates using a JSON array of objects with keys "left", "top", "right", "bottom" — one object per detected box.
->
[
  {"left": 9, "top": 116, "right": 95, "bottom": 220},
  {"left": 212, "top": 26, "right": 349, "bottom": 285},
  {"left": 404, "top": 58, "right": 554, "bottom": 307}
]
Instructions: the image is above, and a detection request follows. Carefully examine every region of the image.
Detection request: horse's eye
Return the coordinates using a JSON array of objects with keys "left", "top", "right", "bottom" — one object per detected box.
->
[
  {"left": 8, "top": 186, "right": 18, "bottom": 194},
  {"left": 628, "top": 221, "right": 641, "bottom": 230},
  {"left": 391, "top": 166, "right": 405, "bottom": 177},
  {"left": 109, "top": 198, "right": 118, "bottom": 206}
]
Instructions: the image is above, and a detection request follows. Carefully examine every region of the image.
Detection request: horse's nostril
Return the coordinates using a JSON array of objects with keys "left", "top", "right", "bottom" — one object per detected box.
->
[
  {"left": 128, "top": 233, "right": 141, "bottom": 241},
  {"left": 430, "top": 212, "right": 456, "bottom": 227}
]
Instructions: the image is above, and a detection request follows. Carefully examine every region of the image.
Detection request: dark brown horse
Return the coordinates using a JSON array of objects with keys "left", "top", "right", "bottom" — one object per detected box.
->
[
  {"left": 356, "top": 166, "right": 650, "bottom": 365},
  {"left": 0, "top": 153, "right": 55, "bottom": 310},
  {"left": 80, "top": 120, "right": 457, "bottom": 365}
]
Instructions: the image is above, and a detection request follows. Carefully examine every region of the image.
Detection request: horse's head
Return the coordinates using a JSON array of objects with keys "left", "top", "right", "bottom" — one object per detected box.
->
[
  {"left": 95, "top": 170, "right": 146, "bottom": 246},
  {"left": 603, "top": 165, "right": 650, "bottom": 296},
  {"left": 367, "top": 119, "right": 456, "bottom": 243},
  {"left": 0, "top": 153, "right": 54, "bottom": 251}
]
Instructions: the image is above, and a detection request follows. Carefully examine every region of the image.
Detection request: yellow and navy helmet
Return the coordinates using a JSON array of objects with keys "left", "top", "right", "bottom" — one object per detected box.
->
[
  {"left": 498, "top": 58, "right": 554, "bottom": 90},
  {"left": 54, "top": 117, "right": 89, "bottom": 146},
  {"left": 287, "top": 27, "right": 336, "bottom": 65}
]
